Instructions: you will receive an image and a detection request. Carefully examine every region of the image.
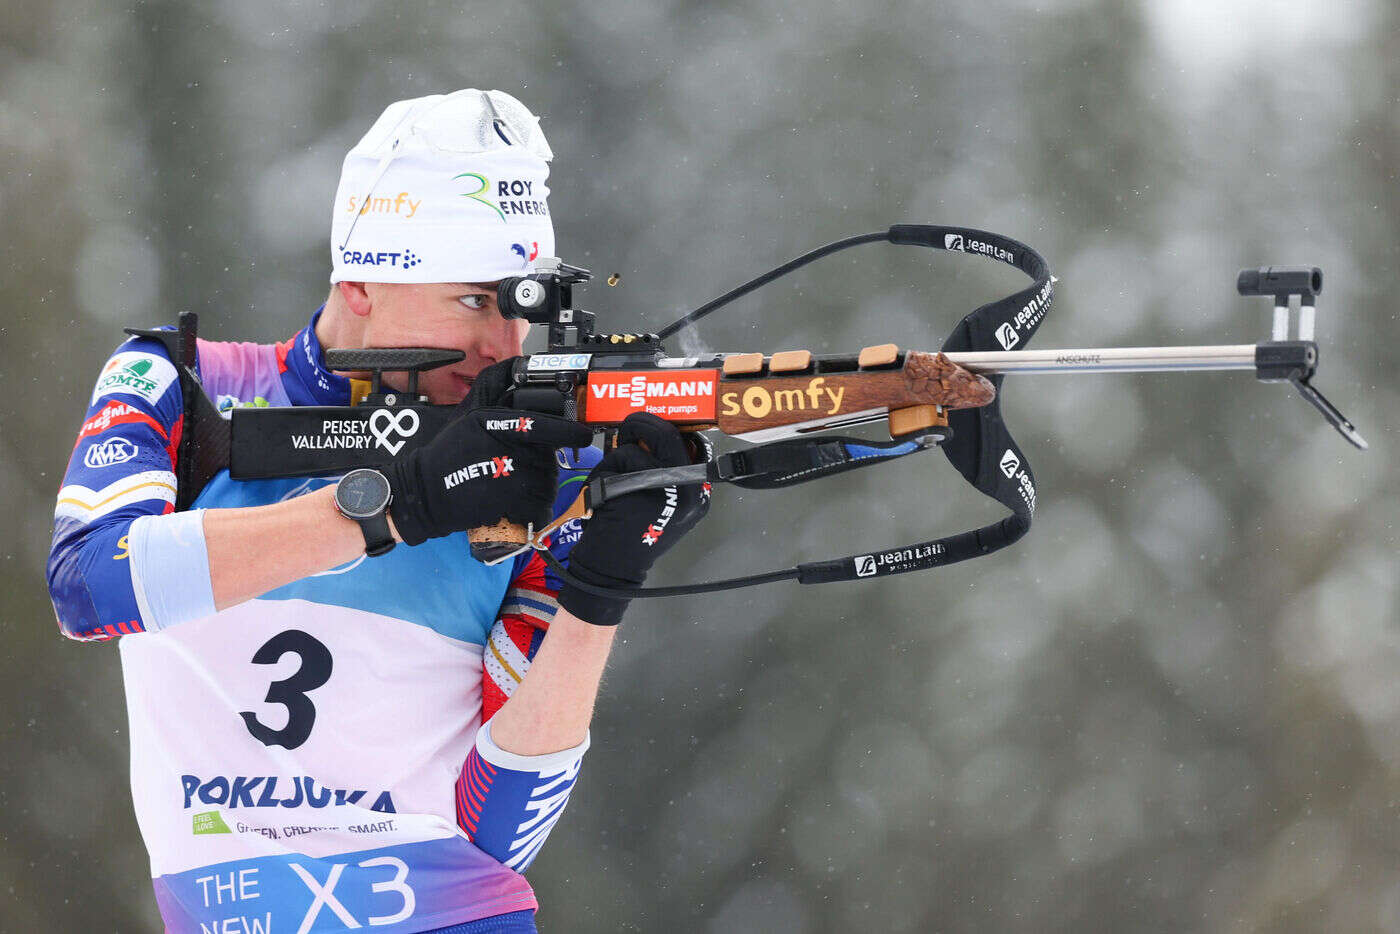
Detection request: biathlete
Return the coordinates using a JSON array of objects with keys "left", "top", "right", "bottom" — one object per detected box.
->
[{"left": 46, "top": 89, "right": 708, "bottom": 933}]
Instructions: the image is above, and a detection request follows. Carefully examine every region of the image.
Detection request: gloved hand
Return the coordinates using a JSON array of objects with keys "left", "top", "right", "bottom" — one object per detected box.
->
[
  {"left": 386, "top": 360, "right": 593, "bottom": 546},
  {"left": 559, "top": 413, "right": 711, "bottom": 626}
]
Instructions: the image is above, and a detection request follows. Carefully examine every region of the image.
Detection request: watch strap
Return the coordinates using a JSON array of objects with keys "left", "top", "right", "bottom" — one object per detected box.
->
[{"left": 357, "top": 510, "right": 396, "bottom": 557}]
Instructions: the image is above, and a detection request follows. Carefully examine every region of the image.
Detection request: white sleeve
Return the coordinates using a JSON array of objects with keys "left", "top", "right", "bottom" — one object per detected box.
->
[{"left": 128, "top": 510, "right": 217, "bottom": 631}]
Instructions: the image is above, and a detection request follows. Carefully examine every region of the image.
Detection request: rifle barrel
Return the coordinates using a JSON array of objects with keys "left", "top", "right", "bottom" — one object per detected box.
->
[{"left": 943, "top": 344, "right": 1259, "bottom": 376}]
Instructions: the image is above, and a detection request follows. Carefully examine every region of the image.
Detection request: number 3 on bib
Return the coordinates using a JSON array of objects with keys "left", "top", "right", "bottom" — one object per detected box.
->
[{"left": 239, "top": 630, "right": 333, "bottom": 750}]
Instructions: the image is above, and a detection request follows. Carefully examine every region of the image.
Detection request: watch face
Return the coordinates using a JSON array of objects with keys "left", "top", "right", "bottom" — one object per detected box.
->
[{"left": 336, "top": 469, "right": 391, "bottom": 520}]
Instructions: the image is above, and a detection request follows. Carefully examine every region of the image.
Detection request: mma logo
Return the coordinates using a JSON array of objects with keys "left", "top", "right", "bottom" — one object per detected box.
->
[{"left": 83, "top": 438, "right": 139, "bottom": 468}]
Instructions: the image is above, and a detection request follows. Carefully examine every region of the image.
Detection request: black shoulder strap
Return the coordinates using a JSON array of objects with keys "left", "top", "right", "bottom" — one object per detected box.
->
[
  {"left": 786, "top": 226, "right": 1048, "bottom": 584},
  {"left": 124, "top": 312, "right": 230, "bottom": 511}
]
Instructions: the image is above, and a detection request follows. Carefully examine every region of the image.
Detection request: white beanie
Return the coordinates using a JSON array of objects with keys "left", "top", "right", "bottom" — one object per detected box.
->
[{"left": 330, "top": 89, "right": 555, "bottom": 285}]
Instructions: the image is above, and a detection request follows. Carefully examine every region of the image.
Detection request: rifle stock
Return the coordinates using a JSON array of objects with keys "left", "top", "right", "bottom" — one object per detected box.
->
[{"left": 466, "top": 347, "right": 994, "bottom": 562}]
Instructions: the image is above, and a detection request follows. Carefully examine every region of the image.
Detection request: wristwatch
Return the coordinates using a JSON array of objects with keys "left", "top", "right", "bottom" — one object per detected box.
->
[{"left": 334, "top": 468, "right": 396, "bottom": 557}]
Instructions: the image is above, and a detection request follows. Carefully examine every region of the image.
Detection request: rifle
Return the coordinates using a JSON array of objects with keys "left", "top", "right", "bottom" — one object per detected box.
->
[{"left": 132, "top": 225, "right": 1364, "bottom": 597}]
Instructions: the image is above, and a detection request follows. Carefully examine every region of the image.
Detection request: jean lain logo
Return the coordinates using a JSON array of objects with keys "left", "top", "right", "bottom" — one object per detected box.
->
[
  {"left": 854, "top": 555, "right": 878, "bottom": 577},
  {"left": 999, "top": 449, "right": 1021, "bottom": 479},
  {"left": 995, "top": 322, "right": 1020, "bottom": 350},
  {"left": 944, "top": 233, "right": 965, "bottom": 251}
]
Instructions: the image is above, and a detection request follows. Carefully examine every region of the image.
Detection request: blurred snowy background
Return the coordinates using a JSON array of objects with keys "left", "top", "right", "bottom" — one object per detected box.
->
[{"left": 2, "top": 0, "right": 1396, "bottom": 930}]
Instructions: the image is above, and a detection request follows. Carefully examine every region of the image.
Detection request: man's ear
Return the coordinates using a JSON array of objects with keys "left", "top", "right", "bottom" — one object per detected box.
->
[{"left": 336, "top": 280, "right": 372, "bottom": 318}]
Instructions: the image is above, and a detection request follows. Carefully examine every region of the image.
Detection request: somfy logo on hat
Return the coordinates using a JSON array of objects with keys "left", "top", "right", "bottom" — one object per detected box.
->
[{"left": 345, "top": 192, "right": 422, "bottom": 218}]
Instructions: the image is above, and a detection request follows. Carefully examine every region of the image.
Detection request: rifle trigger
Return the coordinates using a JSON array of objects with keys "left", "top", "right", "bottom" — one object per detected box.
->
[{"left": 529, "top": 490, "right": 594, "bottom": 551}]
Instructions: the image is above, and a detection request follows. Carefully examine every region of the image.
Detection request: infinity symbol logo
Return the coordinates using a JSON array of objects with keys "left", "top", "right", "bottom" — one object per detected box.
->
[{"left": 368, "top": 408, "right": 421, "bottom": 455}]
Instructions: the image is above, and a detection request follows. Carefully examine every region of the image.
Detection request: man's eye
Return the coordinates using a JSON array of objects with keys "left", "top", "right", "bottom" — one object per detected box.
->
[{"left": 458, "top": 294, "right": 488, "bottom": 310}]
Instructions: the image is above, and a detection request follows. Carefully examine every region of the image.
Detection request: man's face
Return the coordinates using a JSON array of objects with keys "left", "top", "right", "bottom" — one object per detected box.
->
[{"left": 359, "top": 281, "right": 529, "bottom": 404}]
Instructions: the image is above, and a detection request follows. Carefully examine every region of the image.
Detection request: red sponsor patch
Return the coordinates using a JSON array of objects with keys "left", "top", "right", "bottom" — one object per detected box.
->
[
  {"left": 584, "top": 370, "right": 718, "bottom": 422},
  {"left": 77, "top": 401, "right": 167, "bottom": 442}
]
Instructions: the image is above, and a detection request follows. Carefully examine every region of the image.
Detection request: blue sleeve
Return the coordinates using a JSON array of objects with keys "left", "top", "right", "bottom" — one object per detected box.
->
[
  {"left": 456, "top": 720, "right": 588, "bottom": 873},
  {"left": 47, "top": 335, "right": 185, "bottom": 641},
  {"left": 459, "top": 445, "right": 601, "bottom": 870}
]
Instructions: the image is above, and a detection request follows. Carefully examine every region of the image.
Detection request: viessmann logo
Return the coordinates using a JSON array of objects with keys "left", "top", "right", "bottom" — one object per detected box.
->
[{"left": 587, "top": 372, "right": 718, "bottom": 421}]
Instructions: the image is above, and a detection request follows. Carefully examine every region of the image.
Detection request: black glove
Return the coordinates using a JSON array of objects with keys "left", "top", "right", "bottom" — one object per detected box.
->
[
  {"left": 559, "top": 413, "right": 711, "bottom": 626},
  {"left": 386, "top": 361, "right": 593, "bottom": 546}
]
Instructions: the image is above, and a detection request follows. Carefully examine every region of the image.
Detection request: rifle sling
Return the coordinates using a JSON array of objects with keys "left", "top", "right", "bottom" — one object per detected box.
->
[{"left": 542, "top": 223, "right": 1053, "bottom": 598}]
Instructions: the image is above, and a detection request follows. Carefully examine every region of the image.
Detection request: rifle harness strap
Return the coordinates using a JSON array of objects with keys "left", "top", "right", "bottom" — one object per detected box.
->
[{"left": 541, "top": 223, "right": 1055, "bottom": 597}]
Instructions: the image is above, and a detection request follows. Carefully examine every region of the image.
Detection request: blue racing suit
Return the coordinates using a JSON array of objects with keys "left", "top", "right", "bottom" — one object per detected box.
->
[{"left": 47, "top": 309, "right": 599, "bottom": 933}]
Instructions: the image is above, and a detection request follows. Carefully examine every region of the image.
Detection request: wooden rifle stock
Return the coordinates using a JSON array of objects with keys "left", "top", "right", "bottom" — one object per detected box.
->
[{"left": 468, "top": 345, "right": 995, "bottom": 563}]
